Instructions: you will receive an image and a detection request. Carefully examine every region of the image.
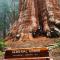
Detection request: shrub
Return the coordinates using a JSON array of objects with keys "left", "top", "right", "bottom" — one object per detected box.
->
[{"left": 0, "top": 38, "right": 5, "bottom": 51}]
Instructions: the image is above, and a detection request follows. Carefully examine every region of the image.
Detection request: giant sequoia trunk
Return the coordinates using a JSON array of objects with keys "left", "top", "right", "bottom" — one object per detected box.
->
[
  {"left": 6, "top": 0, "right": 60, "bottom": 41},
  {"left": 37, "top": 0, "right": 60, "bottom": 37},
  {"left": 11, "top": 0, "right": 39, "bottom": 33}
]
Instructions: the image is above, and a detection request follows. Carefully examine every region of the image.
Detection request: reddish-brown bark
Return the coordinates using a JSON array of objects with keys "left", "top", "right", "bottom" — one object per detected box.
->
[{"left": 5, "top": 0, "right": 60, "bottom": 41}]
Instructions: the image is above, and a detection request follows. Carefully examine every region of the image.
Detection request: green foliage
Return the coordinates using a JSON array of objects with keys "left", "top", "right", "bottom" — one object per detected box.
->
[
  {"left": 56, "top": 41, "right": 60, "bottom": 47},
  {"left": 0, "top": 51, "right": 4, "bottom": 56},
  {"left": 48, "top": 39, "right": 60, "bottom": 50},
  {"left": 0, "top": 38, "right": 5, "bottom": 51}
]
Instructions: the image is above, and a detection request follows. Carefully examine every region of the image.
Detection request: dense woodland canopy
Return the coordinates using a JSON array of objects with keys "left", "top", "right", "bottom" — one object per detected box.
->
[{"left": 0, "top": 0, "right": 19, "bottom": 38}]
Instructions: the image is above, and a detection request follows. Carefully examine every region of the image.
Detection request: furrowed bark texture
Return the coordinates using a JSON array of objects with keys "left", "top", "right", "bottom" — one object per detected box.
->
[{"left": 6, "top": 0, "right": 60, "bottom": 41}]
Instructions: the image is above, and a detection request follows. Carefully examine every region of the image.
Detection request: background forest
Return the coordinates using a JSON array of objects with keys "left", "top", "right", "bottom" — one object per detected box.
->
[
  {"left": 0, "top": 0, "right": 19, "bottom": 38},
  {"left": 0, "top": 0, "right": 19, "bottom": 52}
]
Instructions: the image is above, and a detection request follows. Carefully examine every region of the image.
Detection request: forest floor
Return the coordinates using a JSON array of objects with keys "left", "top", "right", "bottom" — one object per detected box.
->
[
  {"left": 49, "top": 48, "right": 60, "bottom": 60},
  {"left": 5, "top": 35, "right": 55, "bottom": 48}
]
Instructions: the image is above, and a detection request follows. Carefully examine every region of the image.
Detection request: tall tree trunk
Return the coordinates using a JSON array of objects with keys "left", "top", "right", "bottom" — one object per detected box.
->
[{"left": 18, "top": 0, "right": 39, "bottom": 32}]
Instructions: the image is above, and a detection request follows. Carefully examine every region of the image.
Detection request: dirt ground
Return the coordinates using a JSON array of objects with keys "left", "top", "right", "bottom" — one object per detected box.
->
[
  {"left": 49, "top": 48, "right": 60, "bottom": 60},
  {"left": 5, "top": 35, "right": 55, "bottom": 48}
]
